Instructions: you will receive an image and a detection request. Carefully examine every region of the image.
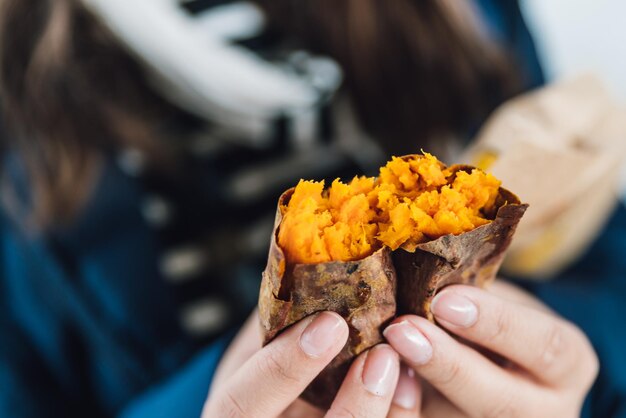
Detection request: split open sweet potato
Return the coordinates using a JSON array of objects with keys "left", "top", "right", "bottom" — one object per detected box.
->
[{"left": 258, "top": 153, "right": 527, "bottom": 409}]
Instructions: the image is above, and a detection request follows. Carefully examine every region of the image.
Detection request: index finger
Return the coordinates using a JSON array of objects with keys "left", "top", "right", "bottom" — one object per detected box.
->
[{"left": 203, "top": 312, "right": 349, "bottom": 418}]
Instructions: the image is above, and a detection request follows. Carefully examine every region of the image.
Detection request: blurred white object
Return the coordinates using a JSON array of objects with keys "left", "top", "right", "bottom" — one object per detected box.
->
[
  {"left": 522, "top": 0, "right": 626, "bottom": 100},
  {"left": 81, "top": 0, "right": 342, "bottom": 144},
  {"left": 193, "top": 2, "right": 264, "bottom": 41}
]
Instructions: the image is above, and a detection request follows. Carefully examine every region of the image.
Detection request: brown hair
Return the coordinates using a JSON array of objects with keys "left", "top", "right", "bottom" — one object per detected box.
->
[
  {"left": 0, "top": 0, "right": 519, "bottom": 227},
  {"left": 0, "top": 0, "right": 179, "bottom": 227},
  {"left": 257, "top": 0, "right": 519, "bottom": 155}
]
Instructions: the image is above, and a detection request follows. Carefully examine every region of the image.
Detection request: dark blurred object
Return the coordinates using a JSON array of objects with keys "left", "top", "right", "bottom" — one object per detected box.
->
[{"left": 256, "top": 0, "right": 536, "bottom": 156}]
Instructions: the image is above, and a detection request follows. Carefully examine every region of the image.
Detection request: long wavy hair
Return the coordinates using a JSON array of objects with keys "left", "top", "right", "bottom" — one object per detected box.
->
[{"left": 0, "top": 0, "right": 519, "bottom": 227}]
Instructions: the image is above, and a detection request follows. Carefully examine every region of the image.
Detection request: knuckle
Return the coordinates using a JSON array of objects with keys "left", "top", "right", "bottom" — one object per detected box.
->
[
  {"left": 487, "top": 303, "right": 512, "bottom": 343},
  {"left": 532, "top": 323, "right": 567, "bottom": 375},
  {"left": 535, "top": 320, "right": 599, "bottom": 389},
  {"left": 437, "top": 357, "right": 466, "bottom": 387},
  {"left": 257, "top": 349, "right": 300, "bottom": 386}
]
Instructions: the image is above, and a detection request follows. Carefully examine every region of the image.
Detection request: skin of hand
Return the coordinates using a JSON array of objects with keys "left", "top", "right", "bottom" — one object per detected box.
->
[
  {"left": 383, "top": 280, "right": 599, "bottom": 418},
  {"left": 203, "top": 310, "right": 401, "bottom": 418},
  {"left": 204, "top": 281, "right": 598, "bottom": 418}
]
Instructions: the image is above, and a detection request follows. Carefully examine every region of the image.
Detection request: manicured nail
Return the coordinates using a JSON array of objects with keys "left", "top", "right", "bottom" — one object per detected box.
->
[
  {"left": 299, "top": 312, "right": 345, "bottom": 358},
  {"left": 431, "top": 291, "right": 478, "bottom": 328},
  {"left": 393, "top": 366, "right": 419, "bottom": 410},
  {"left": 383, "top": 321, "right": 433, "bottom": 365},
  {"left": 362, "top": 345, "right": 399, "bottom": 396}
]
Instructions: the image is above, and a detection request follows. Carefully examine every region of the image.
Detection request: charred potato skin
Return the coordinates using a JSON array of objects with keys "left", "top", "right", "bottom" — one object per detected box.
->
[
  {"left": 259, "top": 190, "right": 397, "bottom": 408},
  {"left": 395, "top": 189, "right": 528, "bottom": 319},
  {"left": 259, "top": 180, "right": 527, "bottom": 409}
]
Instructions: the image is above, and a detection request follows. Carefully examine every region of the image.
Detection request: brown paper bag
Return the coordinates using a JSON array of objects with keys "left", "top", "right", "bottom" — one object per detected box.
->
[{"left": 460, "top": 74, "right": 626, "bottom": 279}]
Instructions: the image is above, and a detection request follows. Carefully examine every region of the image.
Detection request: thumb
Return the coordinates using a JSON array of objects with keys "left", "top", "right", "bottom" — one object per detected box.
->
[{"left": 203, "top": 312, "right": 348, "bottom": 418}]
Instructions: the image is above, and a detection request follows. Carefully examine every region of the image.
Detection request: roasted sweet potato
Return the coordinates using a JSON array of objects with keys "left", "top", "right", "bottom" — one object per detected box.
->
[{"left": 258, "top": 153, "right": 527, "bottom": 409}]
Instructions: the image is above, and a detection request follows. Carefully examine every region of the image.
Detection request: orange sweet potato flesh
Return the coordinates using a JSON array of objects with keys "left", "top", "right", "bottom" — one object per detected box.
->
[
  {"left": 259, "top": 154, "right": 528, "bottom": 409},
  {"left": 277, "top": 153, "right": 501, "bottom": 264}
]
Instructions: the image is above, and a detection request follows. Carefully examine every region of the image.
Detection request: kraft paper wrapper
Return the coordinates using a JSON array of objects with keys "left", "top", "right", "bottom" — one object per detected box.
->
[
  {"left": 461, "top": 74, "right": 626, "bottom": 278},
  {"left": 258, "top": 176, "right": 527, "bottom": 409}
]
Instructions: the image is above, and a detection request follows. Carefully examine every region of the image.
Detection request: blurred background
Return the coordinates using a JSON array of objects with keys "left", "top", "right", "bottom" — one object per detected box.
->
[
  {"left": 523, "top": 0, "right": 626, "bottom": 214},
  {"left": 523, "top": 0, "right": 626, "bottom": 99},
  {"left": 520, "top": 0, "right": 626, "bottom": 216}
]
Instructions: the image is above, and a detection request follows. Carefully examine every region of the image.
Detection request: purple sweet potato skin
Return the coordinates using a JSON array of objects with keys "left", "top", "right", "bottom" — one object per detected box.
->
[{"left": 258, "top": 185, "right": 527, "bottom": 410}]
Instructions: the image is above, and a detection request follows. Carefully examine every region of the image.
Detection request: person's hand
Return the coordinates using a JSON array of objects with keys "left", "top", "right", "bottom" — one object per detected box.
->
[
  {"left": 203, "top": 310, "right": 400, "bottom": 418},
  {"left": 382, "top": 281, "right": 599, "bottom": 417}
]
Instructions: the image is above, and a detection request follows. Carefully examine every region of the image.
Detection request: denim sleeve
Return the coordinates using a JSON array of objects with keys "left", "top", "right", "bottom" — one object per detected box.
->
[
  {"left": 118, "top": 335, "right": 230, "bottom": 418},
  {"left": 0, "top": 307, "right": 79, "bottom": 417},
  {"left": 0, "top": 306, "right": 230, "bottom": 418}
]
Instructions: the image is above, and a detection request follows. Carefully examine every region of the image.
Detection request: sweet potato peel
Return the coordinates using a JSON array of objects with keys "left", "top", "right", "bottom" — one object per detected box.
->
[
  {"left": 394, "top": 187, "right": 527, "bottom": 320},
  {"left": 260, "top": 189, "right": 397, "bottom": 407},
  {"left": 258, "top": 156, "right": 527, "bottom": 409}
]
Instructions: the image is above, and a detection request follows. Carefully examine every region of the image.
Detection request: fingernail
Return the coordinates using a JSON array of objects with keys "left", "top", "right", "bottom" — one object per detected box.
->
[
  {"left": 299, "top": 312, "right": 345, "bottom": 358},
  {"left": 393, "top": 366, "right": 419, "bottom": 410},
  {"left": 383, "top": 321, "right": 433, "bottom": 365},
  {"left": 362, "top": 345, "right": 398, "bottom": 397},
  {"left": 431, "top": 292, "right": 478, "bottom": 328}
]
